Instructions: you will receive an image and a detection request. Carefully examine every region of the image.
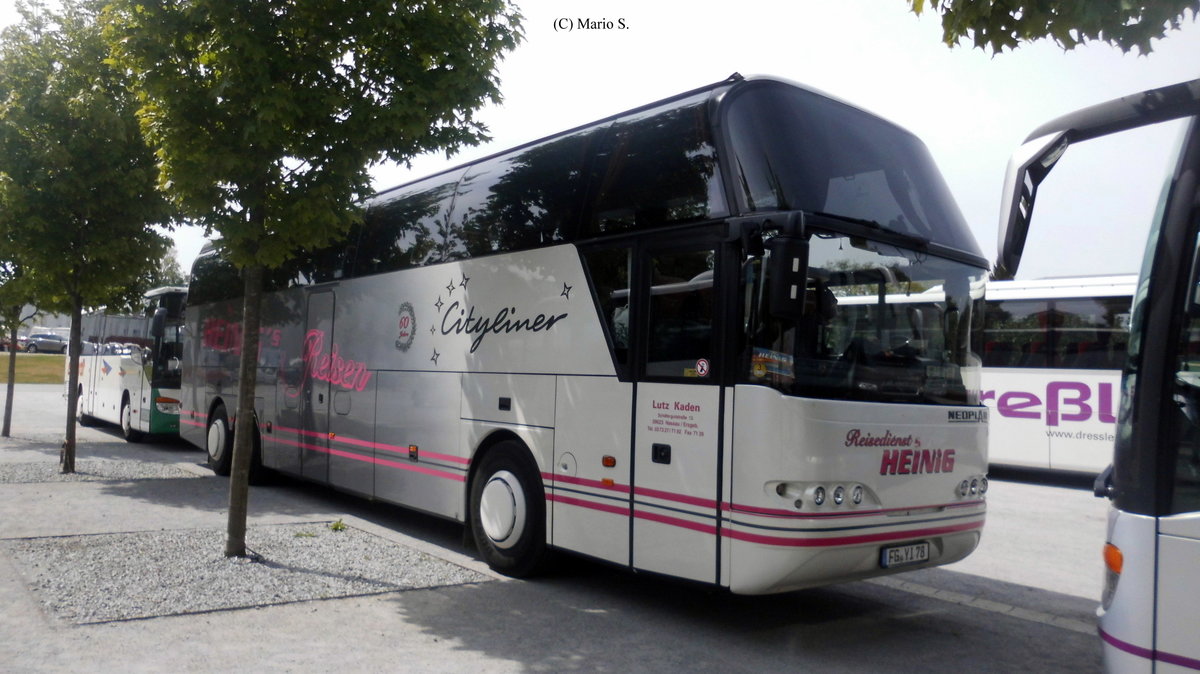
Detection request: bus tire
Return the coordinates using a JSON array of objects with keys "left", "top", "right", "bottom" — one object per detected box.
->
[
  {"left": 76, "top": 386, "right": 96, "bottom": 427},
  {"left": 120, "top": 396, "right": 144, "bottom": 443},
  {"left": 469, "top": 440, "right": 548, "bottom": 578},
  {"left": 206, "top": 403, "right": 233, "bottom": 476}
]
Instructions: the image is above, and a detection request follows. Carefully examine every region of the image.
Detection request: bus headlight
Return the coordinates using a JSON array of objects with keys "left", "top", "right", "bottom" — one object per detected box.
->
[
  {"left": 851, "top": 485, "right": 864, "bottom": 505},
  {"left": 832, "top": 485, "right": 845, "bottom": 505},
  {"left": 812, "top": 486, "right": 826, "bottom": 506},
  {"left": 155, "top": 397, "right": 181, "bottom": 415}
]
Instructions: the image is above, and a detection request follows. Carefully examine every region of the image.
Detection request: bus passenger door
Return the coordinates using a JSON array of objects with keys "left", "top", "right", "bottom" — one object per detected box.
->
[
  {"left": 630, "top": 244, "right": 724, "bottom": 584},
  {"left": 301, "top": 291, "right": 334, "bottom": 482}
]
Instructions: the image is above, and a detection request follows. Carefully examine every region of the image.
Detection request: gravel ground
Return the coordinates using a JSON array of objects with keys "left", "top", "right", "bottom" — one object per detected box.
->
[
  {"left": 0, "top": 460, "right": 200, "bottom": 483},
  {"left": 6, "top": 522, "right": 492, "bottom": 624}
]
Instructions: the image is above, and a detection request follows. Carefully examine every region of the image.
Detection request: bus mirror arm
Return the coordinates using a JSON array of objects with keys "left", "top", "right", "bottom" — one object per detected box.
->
[{"left": 1094, "top": 464, "right": 1115, "bottom": 499}]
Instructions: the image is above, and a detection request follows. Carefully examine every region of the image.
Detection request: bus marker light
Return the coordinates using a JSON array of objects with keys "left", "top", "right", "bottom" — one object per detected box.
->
[
  {"left": 602, "top": 455, "right": 617, "bottom": 468},
  {"left": 408, "top": 445, "right": 418, "bottom": 461},
  {"left": 1103, "top": 543, "right": 1124, "bottom": 574},
  {"left": 602, "top": 478, "right": 615, "bottom": 487},
  {"left": 329, "top": 432, "right": 336, "bottom": 440}
]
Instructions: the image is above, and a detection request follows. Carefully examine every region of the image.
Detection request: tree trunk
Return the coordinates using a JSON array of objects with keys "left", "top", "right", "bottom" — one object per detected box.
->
[
  {"left": 2, "top": 320, "right": 17, "bottom": 437},
  {"left": 60, "top": 300, "right": 83, "bottom": 474},
  {"left": 225, "top": 263, "right": 264, "bottom": 558}
]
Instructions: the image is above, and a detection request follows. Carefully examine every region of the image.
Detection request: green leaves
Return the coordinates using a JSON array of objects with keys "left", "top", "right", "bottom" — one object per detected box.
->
[
  {"left": 0, "top": 0, "right": 175, "bottom": 315},
  {"left": 105, "top": 0, "right": 524, "bottom": 270},
  {"left": 907, "top": 0, "right": 1199, "bottom": 54}
]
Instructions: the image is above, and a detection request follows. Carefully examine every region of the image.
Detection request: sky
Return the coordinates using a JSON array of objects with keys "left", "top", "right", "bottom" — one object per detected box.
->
[{"left": 4, "top": 1, "right": 1200, "bottom": 280}]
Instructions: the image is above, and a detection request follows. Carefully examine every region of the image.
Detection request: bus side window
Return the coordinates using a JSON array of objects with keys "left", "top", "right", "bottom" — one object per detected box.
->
[
  {"left": 584, "top": 96, "right": 726, "bottom": 236},
  {"left": 1168, "top": 236, "right": 1200, "bottom": 514},
  {"left": 448, "top": 130, "right": 594, "bottom": 260},
  {"left": 355, "top": 175, "right": 462, "bottom": 275},
  {"left": 580, "top": 246, "right": 632, "bottom": 374},
  {"left": 645, "top": 249, "right": 717, "bottom": 380}
]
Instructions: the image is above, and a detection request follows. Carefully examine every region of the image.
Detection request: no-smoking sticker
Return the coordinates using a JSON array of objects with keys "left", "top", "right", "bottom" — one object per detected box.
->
[{"left": 695, "top": 358, "right": 710, "bottom": 377}]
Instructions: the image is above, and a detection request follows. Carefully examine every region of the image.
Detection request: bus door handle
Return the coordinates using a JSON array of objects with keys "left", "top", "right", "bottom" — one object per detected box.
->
[{"left": 652, "top": 443, "right": 671, "bottom": 464}]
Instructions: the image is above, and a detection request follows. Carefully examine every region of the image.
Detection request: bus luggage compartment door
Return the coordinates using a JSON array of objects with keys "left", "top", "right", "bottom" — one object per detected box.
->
[{"left": 631, "top": 383, "right": 721, "bottom": 583}]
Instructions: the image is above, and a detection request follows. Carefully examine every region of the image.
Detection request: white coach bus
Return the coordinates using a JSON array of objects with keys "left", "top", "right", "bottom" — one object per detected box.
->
[
  {"left": 998, "top": 79, "right": 1200, "bottom": 671},
  {"left": 181, "top": 74, "right": 990, "bottom": 593},
  {"left": 75, "top": 287, "right": 187, "bottom": 441},
  {"left": 981, "top": 275, "right": 1135, "bottom": 474}
]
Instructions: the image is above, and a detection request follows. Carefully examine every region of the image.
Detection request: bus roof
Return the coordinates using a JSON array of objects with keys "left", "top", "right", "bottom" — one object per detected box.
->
[{"left": 985, "top": 274, "right": 1137, "bottom": 301}]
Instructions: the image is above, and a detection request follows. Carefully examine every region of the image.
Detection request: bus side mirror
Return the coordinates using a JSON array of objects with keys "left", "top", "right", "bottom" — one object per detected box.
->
[
  {"left": 150, "top": 307, "right": 167, "bottom": 338},
  {"left": 767, "top": 235, "right": 809, "bottom": 319}
]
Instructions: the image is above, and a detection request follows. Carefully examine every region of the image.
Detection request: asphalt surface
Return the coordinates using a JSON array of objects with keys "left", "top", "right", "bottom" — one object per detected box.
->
[{"left": 0, "top": 383, "right": 1105, "bottom": 672}]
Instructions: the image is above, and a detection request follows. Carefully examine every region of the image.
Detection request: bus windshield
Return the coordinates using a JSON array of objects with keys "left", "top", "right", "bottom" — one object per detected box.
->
[
  {"left": 743, "top": 230, "right": 985, "bottom": 405},
  {"left": 724, "top": 82, "right": 983, "bottom": 259}
]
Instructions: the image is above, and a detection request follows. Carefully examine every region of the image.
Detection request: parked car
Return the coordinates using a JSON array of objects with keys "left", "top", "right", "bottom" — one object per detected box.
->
[{"left": 22, "top": 333, "right": 68, "bottom": 354}]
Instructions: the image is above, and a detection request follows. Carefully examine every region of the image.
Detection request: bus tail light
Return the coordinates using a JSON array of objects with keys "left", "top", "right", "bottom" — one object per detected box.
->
[{"left": 1101, "top": 542, "right": 1123, "bottom": 609}]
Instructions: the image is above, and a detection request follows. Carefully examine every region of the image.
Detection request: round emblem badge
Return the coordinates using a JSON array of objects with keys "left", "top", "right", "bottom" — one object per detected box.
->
[{"left": 395, "top": 302, "right": 416, "bottom": 352}]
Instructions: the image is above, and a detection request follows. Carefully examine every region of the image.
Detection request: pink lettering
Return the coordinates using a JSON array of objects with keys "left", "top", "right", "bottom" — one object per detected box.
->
[
  {"left": 1099, "top": 382, "right": 1117, "bottom": 423},
  {"left": 1047, "top": 381, "right": 1092, "bottom": 427},
  {"left": 998, "top": 391, "right": 1041, "bottom": 419},
  {"left": 289, "top": 329, "right": 372, "bottom": 397}
]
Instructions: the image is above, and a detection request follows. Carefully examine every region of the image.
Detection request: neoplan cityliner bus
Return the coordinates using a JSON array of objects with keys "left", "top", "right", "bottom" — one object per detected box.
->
[
  {"left": 74, "top": 287, "right": 187, "bottom": 441},
  {"left": 182, "top": 74, "right": 989, "bottom": 593},
  {"left": 997, "top": 78, "right": 1200, "bottom": 671}
]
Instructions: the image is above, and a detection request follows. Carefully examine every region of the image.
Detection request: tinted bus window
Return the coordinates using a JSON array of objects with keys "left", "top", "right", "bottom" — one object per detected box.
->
[
  {"left": 585, "top": 95, "right": 726, "bottom": 236},
  {"left": 188, "top": 252, "right": 240, "bottom": 304},
  {"left": 724, "top": 82, "right": 981, "bottom": 257},
  {"left": 982, "top": 296, "right": 1130, "bottom": 369},
  {"left": 356, "top": 175, "right": 462, "bottom": 275},
  {"left": 448, "top": 130, "right": 595, "bottom": 260}
]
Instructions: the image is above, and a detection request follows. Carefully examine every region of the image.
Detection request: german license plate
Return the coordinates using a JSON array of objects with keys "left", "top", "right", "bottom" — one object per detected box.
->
[{"left": 880, "top": 542, "right": 930, "bottom": 568}]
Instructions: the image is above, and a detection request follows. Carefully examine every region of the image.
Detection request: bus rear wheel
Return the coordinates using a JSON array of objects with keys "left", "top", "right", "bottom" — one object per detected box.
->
[
  {"left": 206, "top": 403, "right": 233, "bottom": 476},
  {"left": 120, "top": 397, "right": 144, "bottom": 442},
  {"left": 469, "top": 440, "right": 547, "bottom": 578}
]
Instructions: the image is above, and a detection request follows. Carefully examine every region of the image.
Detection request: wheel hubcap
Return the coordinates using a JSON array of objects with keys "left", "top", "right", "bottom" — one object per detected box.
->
[
  {"left": 479, "top": 470, "right": 526, "bottom": 549},
  {"left": 207, "top": 420, "right": 226, "bottom": 460}
]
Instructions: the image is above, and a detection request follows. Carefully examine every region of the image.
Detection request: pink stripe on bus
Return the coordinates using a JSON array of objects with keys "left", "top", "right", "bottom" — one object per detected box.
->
[
  {"left": 725, "top": 519, "right": 983, "bottom": 548},
  {"left": 274, "top": 424, "right": 469, "bottom": 466}
]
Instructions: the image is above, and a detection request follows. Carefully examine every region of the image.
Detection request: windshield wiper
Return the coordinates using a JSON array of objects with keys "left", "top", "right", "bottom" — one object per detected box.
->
[{"left": 809, "top": 211, "right": 930, "bottom": 249}]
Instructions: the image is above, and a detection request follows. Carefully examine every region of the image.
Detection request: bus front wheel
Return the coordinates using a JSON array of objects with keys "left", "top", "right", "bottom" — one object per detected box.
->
[
  {"left": 206, "top": 404, "right": 233, "bottom": 476},
  {"left": 469, "top": 441, "right": 548, "bottom": 578},
  {"left": 120, "top": 397, "right": 144, "bottom": 442}
]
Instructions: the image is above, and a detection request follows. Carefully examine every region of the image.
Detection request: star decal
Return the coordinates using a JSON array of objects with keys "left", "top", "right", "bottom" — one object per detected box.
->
[
  {"left": 434, "top": 296, "right": 444, "bottom": 312},
  {"left": 430, "top": 325, "right": 436, "bottom": 335},
  {"left": 446, "top": 279, "right": 457, "bottom": 296},
  {"left": 561, "top": 282, "right": 573, "bottom": 300},
  {"left": 459, "top": 274, "right": 470, "bottom": 289},
  {"left": 430, "top": 349, "right": 441, "bottom": 366}
]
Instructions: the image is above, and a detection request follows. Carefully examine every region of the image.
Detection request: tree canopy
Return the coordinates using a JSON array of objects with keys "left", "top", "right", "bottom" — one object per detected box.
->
[
  {"left": 105, "top": 0, "right": 523, "bottom": 555},
  {"left": 0, "top": 0, "right": 176, "bottom": 471},
  {"left": 908, "top": 0, "right": 1199, "bottom": 53}
]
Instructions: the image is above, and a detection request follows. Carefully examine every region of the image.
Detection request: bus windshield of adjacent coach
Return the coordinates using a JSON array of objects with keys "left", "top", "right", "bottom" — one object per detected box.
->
[{"left": 725, "top": 81, "right": 986, "bottom": 405}]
